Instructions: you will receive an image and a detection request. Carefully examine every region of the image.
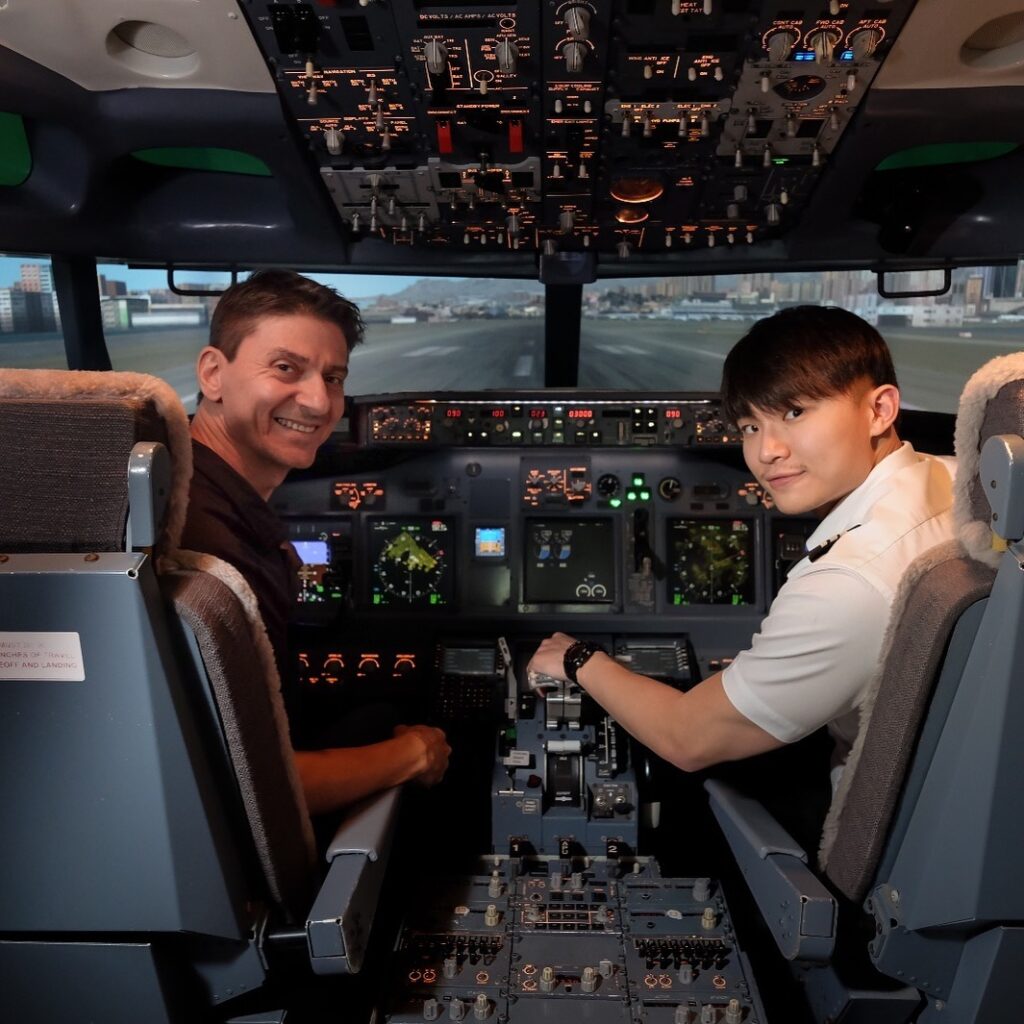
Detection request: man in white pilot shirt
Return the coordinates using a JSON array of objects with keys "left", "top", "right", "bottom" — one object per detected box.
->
[{"left": 529, "top": 306, "right": 955, "bottom": 805}]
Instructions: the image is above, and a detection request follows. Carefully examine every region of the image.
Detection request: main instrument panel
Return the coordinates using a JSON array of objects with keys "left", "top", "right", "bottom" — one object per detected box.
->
[
  {"left": 278, "top": 393, "right": 801, "bottom": 615},
  {"left": 276, "top": 391, "right": 814, "bottom": 695}
]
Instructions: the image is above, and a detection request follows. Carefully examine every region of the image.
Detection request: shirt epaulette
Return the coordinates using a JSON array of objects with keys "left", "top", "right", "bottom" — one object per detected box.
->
[{"left": 807, "top": 524, "right": 861, "bottom": 563}]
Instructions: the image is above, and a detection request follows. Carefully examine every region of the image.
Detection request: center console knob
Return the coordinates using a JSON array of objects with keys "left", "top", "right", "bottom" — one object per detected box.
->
[
  {"left": 849, "top": 27, "right": 883, "bottom": 60},
  {"left": 807, "top": 28, "right": 841, "bottom": 63},
  {"left": 425, "top": 39, "right": 448, "bottom": 77},
  {"left": 496, "top": 37, "right": 518, "bottom": 74},
  {"left": 561, "top": 39, "right": 587, "bottom": 73},
  {"left": 564, "top": 5, "right": 591, "bottom": 41},
  {"left": 765, "top": 29, "right": 798, "bottom": 62}
]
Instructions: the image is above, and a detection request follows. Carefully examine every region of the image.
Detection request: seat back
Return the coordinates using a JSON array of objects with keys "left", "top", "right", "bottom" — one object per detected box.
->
[
  {"left": 818, "top": 355, "right": 1024, "bottom": 903},
  {"left": 163, "top": 553, "right": 317, "bottom": 921},
  {"left": 818, "top": 542, "right": 993, "bottom": 900}
]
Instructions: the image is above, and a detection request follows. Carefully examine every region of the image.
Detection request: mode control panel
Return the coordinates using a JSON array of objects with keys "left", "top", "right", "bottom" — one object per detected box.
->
[{"left": 355, "top": 393, "right": 740, "bottom": 448}]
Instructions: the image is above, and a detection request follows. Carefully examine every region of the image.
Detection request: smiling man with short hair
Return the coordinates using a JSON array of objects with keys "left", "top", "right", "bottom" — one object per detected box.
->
[
  {"left": 183, "top": 270, "right": 450, "bottom": 817},
  {"left": 529, "top": 306, "right": 955, "bottom": 798}
]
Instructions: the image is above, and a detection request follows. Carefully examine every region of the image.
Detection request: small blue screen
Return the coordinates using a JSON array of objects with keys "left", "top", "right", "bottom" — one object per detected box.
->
[
  {"left": 475, "top": 527, "right": 506, "bottom": 558},
  {"left": 293, "top": 540, "right": 329, "bottom": 565}
]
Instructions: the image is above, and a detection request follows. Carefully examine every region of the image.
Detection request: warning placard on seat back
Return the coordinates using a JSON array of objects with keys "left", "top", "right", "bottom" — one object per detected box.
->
[{"left": 0, "top": 632, "right": 85, "bottom": 681}]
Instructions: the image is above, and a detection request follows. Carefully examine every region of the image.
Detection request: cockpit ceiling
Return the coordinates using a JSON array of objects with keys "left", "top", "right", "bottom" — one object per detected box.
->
[{"left": 0, "top": 0, "right": 1022, "bottom": 276}]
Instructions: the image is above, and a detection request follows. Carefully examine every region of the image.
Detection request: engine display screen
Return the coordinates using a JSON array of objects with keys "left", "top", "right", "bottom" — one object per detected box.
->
[
  {"left": 668, "top": 518, "right": 755, "bottom": 606},
  {"left": 523, "top": 518, "right": 615, "bottom": 604},
  {"left": 369, "top": 518, "right": 452, "bottom": 607}
]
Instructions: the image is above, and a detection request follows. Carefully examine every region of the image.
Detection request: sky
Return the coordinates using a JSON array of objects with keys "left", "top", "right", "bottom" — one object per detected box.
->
[{"left": 0, "top": 257, "right": 454, "bottom": 299}]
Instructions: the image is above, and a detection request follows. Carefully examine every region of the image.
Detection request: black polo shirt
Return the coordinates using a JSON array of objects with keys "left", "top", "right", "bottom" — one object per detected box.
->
[{"left": 181, "top": 440, "right": 301, "bottom": 695}]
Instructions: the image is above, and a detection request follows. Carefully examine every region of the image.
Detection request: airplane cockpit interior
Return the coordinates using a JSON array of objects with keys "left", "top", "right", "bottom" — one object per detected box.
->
[{"left": 3, "top": 1, "right": 1024, "bottom": 1022}]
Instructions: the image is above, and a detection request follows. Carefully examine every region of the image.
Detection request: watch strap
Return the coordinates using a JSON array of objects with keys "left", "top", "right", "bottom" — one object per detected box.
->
[{"left": 563, "top": 640, "right": 605, "bottom": 684}]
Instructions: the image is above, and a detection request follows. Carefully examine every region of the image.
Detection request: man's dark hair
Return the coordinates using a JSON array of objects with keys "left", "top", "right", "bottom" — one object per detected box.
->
[
  {"left": 209, "top": 269, "right": 365, "bottom": 358},
  {"left": 721, "top": 305, "right": 898, "bottom": 423}
]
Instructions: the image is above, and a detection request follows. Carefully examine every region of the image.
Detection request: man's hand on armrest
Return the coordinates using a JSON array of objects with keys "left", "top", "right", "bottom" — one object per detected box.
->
[{"left": 295, "top": 725, "right": 451, "bottom": 816}]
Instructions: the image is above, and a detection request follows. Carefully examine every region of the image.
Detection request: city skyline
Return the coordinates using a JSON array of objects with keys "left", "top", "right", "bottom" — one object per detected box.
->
[
  {"left": 3, "top": 258, "right": 1023, "bottom": 330},
  {"left": 0, "top": 258, "right": 433, "bottom": 300}
]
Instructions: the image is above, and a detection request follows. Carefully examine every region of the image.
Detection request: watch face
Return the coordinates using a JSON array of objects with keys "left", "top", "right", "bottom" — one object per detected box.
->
[{"left": 565, "top": 641, "right": 598, "bottom": 683}]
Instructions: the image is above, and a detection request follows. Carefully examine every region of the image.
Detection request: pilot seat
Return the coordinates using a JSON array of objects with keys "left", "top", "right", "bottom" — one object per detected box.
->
[
  {"left": 0, "top": 368, "right": 399, "bottom": 1024},
  {"left": 706, "top": 351, "right": 1024, "bottom": 1023}
]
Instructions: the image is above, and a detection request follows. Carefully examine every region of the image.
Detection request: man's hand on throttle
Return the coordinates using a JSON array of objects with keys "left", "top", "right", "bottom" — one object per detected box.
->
[{"left": 526, "top": 632, "right": 578, "bottom": 683}]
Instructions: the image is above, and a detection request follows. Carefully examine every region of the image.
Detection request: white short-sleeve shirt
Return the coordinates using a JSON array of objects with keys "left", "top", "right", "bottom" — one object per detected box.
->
[{"left": 722, "top": 443, "right": 955, "bottom": 768}]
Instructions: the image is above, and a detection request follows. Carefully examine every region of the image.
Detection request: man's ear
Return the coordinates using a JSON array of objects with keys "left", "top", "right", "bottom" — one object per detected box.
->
[
  {"left": 196, "top": 346, "right": 225, "bottom": 403},
  {"left": 868, "top": 383, "right": 900, "bottom": 437}
]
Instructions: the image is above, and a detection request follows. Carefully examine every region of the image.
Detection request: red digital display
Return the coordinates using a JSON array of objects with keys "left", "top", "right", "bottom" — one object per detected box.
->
[
  {"left": 489, "top": 408, "right": 506, "bottom": 419},
  {"left": 529, "top": 408, "right": 547, "bottom": 419},
  {"left": 568, "top": 409, "right": 593, "bottom": 419},
  {"left": 445, "top": 408, "right": 462, "bottom": 418},
  {"left": 665, "top": 408, "right": 682, "bottom": 419}
]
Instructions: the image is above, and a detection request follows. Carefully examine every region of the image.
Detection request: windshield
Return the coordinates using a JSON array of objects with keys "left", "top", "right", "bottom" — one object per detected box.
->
[
  {"left": 581, "top": 267, "right": 1024, "bottom": 413},
  {"left": 94, "top": 267, "right": 544, "bottom": 410},
  {"left": 2, "top": 256, "right": 1019, "bottom": 415}
]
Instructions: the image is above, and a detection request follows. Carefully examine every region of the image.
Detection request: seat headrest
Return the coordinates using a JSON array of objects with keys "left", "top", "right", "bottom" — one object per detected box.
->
[
  {"left": 0, "top": 369, "right": 192, "bottom": 552},
  {"left": 953, "top": 352, "right": 1024, "bottom": 567}
]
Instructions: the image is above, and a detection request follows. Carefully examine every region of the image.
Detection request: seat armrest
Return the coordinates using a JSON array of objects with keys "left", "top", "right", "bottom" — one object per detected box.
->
[
  {"left": 705, "top": 779, "right": 836, "bottom": 962},
  {"left": 324, "top": 785, "right": 402, "bottom": 863},
  {"left": 306, "top": 787, "right": 402, "bottom": 976}
]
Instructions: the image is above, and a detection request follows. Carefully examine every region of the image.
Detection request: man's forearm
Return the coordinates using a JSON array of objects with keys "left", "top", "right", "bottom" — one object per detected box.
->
[
  {"left": 575, "top": 654, "right": 779, "bottom": 770},
  {"left": 294, "top": 735, "right": 427, "bottom": 816},
  {"left": 575, "top": 653, "right": 699, "bottom": 769}
]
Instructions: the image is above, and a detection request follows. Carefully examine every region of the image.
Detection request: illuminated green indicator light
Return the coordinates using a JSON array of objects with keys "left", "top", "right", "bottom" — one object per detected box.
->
[
  {"left": 639, "top": 490, "right": 650, "bottom": 501},
  {"left": 732, "top": 595, "right": 743, "bottom": 605},
  {"left": 632, "top": 476, "right": 644, "bottom": 487},
  {"left": 673, "top": 595, "right": 682, "bottom": 606},
  {"left": 626, "top": 491, "right": 637, "bottom": 501},
  {"left": 772, "top": 157, "right": 789, "bottom": 165},
  {"left": 373, "top": 594, "right": 382, "bottom": 605},
  {"left": 609, "top": 498, "right": 622, "bottom": 508},
  {"left": 430, "top": 594, "right": 439, "bottom": 605}
]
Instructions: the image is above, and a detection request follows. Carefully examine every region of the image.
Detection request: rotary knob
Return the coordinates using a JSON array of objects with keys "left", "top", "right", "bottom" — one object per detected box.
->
[
  {"left": 324, "top": 127, "right": 342, "bottom": 155},
  {"left": 658, "top": 477, "right": 681, "bottom": 501},
  {"left": 496, "top": 37, "right": 518, "bottom": 74},
  {"left": 564, "top": 5, "right": 591, "bottom": 41},
  {"left": 848, "top": 27, "right": 883, "bottom": 60},
  {"left": 765, "top": 29, "right": 798, "bottom": 62},
  {"left": 424, "top": 39, "right": 448, "bottom": 77},
  {"left": 806, "top": 28, "right": 841, "bottom": 63},
  {"left": 561, "top": 39, "right": 587, "bottom": 73}
]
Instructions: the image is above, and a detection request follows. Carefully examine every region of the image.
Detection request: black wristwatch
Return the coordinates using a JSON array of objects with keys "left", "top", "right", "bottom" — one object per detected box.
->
[{"left": 563, "top": 640, "right": 606, "bottom": 684}]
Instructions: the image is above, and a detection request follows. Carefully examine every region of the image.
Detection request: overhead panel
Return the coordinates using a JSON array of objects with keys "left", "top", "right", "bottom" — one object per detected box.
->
[{"left": 238, "top": 0, "right": 918, "bottom": 259}]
